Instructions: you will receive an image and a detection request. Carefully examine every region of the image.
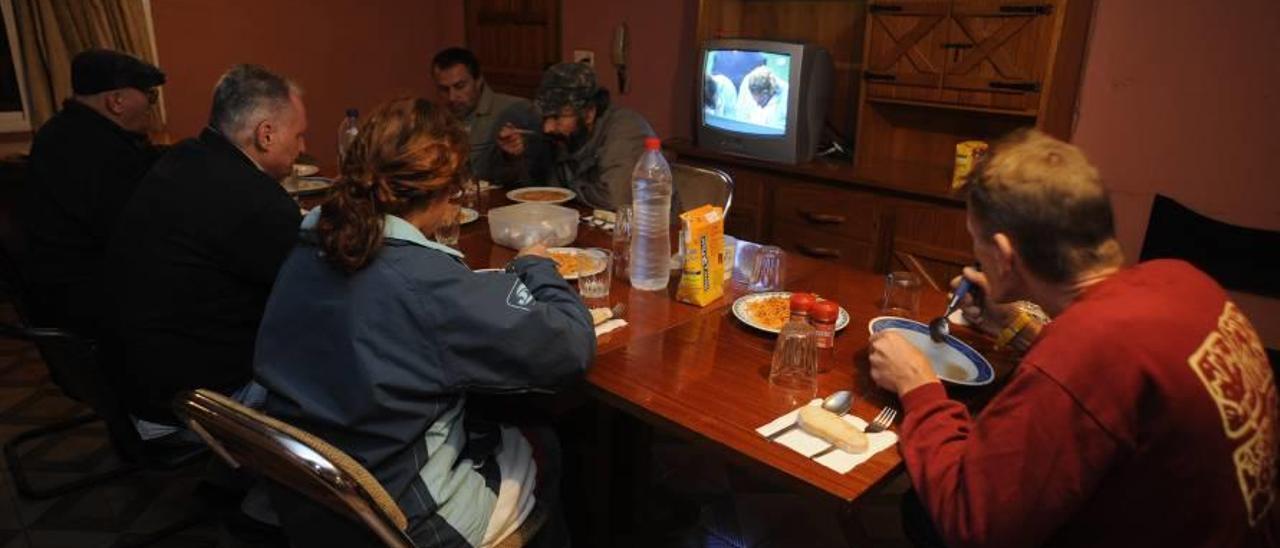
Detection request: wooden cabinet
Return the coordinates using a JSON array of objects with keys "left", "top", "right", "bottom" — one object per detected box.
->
[
  {"left": 667, "top": 143, "right": 973, "bottom": 285},
  {"left": 855, "top": 0, "right": 1094, "bottom": 195},
  {"left": 863, "top": 0, "right": 1063, "bottom": 113},
  {"left": 863, "top": 1, "right": 951, "bottom": 103},
  {"left": 939, "top": 2, "right": 1056, "bottom": 111},
  {"left": 464, "top": 0, "right": 560, "bottom": 98}
]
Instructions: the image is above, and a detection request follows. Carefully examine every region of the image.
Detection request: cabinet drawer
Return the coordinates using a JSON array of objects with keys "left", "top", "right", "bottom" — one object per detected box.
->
[
  {"left": 773, "top": 184, "right": 880, "bottom": 241},
  {"left": 773, "top": 223, "right": 876, "bottom": 270}
]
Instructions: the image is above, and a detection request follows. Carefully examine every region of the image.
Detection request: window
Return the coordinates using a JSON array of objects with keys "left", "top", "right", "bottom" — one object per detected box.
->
[{"left": 0, "top": 0, "right": 30, "bottom": 133}]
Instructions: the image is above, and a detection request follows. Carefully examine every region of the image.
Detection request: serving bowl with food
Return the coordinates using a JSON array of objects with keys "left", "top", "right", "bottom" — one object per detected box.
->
[
  {"left": 506, "top": 186, "right": 576, "bottom": 204},
  {"left": 487, "top": 202, "right": 579, "bottom": 249}
]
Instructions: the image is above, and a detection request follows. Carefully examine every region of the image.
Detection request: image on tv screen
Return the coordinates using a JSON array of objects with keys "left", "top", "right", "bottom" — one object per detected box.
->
[{"left": 702, "top": 49, "right": 791, "bottom": 136}]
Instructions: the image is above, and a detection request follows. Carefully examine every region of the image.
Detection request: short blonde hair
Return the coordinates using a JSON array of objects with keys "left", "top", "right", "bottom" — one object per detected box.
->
[{"left": 966, "top": 129, "right": 1123, "bottom": 283}]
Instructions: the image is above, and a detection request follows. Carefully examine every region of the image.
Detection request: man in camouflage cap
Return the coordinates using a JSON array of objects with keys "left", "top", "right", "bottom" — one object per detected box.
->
[{"left": 495, "top": 61, "right": 655, "bottom": 210}]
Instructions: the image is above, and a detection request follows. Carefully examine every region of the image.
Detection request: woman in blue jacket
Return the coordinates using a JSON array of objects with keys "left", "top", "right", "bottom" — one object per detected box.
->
[{"left": 254, "top": 97, "right": 594, "bottom": 547}]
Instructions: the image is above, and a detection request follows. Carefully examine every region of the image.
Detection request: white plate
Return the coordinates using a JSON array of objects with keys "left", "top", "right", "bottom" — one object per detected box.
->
[
  {"left": 548, "top": 247, "right": 607, "bottom": 280},
  {"left": 731, "top": 292, "right": 850, "bottom": 334},
  {"left": 293, "top": 164, "right": 320, "bottom": 177},
  {"left": 458, "top": 208, "right": 479, "bottom": 225},
  {"left": 868, "top": 316, "right": 995, "bottom": 386},
  {"left": 507, "top": 186, "right": 576, "bottom": 205},
  {"left": 281, "top": 176, "right": 332, "bottom": 196}
]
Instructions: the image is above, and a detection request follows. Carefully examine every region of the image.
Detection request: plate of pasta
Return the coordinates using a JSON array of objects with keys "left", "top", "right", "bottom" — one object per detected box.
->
[{"left": 732, "top": 292, "right": 849, "bottom": 334}]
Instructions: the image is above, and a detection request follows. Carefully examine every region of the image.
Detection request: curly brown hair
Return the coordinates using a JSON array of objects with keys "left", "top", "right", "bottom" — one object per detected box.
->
[{"left": 316, "top": 97, "right": 467, "bottom": 273}]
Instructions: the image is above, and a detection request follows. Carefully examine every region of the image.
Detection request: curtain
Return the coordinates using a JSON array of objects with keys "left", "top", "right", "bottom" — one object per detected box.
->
[{"left": 11, "top": 0, "right": 159, "bottom": 129}]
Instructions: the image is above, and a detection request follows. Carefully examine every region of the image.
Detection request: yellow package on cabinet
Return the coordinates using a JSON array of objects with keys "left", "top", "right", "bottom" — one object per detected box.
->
[{"left": 676, "top": 205, "right": 725, "bottom": 307}]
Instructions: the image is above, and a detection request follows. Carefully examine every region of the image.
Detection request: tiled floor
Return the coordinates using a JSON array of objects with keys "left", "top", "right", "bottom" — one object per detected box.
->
[{"left": 0, "top": 337, "right": 230, "bottom": 548}]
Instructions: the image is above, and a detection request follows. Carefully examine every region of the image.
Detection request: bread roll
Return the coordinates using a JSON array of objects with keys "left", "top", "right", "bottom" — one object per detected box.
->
[{"left": 798, "top": 406, "right": 869, "bottom": 454}]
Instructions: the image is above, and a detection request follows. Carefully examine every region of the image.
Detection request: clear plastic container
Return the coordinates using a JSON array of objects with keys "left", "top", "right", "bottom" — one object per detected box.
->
[
  {"left": 487, "top": 203, "right": 579, "bottom": 249},
  {"left": 629, "top": 137, "right": 672, "bottom": 291}
]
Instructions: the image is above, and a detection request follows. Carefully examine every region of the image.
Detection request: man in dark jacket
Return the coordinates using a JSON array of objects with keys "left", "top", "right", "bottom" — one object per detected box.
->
[
  {"left": 20, "top": 49, "right": 165, "bottom": 334},
  {"left": 106, "top": 64, "right": 305, "bottom": 432}
]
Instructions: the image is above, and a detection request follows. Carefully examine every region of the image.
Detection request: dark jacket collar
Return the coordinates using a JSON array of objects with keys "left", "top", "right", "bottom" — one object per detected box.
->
[
  {"left": 197, "top": 126, "right": 267, "bottom": 175},
  {"left": 59, "top": 99, "right": 150, "bottom": 148}
]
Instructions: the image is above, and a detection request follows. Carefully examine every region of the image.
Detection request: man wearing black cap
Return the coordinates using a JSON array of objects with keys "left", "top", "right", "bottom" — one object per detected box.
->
[
  {"left": 495, "top": 62, "right": 656, "bottom": 210},
  {"left": 20, "top": 48, "right": 165, "bottom": 335}
]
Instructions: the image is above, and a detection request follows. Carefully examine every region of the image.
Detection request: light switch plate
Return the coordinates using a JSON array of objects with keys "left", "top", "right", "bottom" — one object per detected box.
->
[{"left": 573, "top": 50, "right": 595, "bottom": 67}]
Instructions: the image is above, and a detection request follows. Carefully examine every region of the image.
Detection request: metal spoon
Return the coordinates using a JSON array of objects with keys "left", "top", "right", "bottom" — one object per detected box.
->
[
  {"left": 767, "top": 390, "right": 853, "bottom": 440},
  {"left": 928, "top": 278, "right": 974, "bottom": 343}
]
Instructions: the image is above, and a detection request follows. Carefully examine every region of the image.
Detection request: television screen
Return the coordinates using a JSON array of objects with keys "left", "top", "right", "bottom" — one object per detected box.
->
[{"left": 702, "top": 49, "right": 792, "bottom": 137}]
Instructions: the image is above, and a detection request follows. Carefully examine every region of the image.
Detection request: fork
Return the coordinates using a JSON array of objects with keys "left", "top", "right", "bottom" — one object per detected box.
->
[{"left": 808, "top": 406, "right": 898, "bottom": 460}]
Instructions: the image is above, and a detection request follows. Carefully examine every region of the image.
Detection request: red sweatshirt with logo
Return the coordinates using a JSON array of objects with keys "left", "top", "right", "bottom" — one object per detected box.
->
[{"left": 899, "top": 260, "right": 1278, "bottom": 547}]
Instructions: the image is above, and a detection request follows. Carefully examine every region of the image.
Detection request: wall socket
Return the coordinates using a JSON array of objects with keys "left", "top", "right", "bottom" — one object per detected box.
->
[{"left": 573, "top": 49, "right": 595, "bottom": 67}]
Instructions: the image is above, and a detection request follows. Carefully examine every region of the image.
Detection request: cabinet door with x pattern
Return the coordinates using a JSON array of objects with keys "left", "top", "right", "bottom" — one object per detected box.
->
[
  {"left": 863, "top": 1, "right": 952, "bottom": 103},
  {"left": 938, "top": 1, "right": 1056, "bottom": 112}
]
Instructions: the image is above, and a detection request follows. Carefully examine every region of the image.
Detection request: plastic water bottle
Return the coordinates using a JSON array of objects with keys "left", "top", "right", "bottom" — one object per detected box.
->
[
  {"left": 629, "top": 137, "right": 672, "bottom": 291},
  {"left": 337, "top": 108, "right": 359, "bottom": 167}
]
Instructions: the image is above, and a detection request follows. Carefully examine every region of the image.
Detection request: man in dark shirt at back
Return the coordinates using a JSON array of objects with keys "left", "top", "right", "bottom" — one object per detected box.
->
[
  {"left": 106, "top": 64, "right": 306, "bottom": 435},
  {"left": 20, "top": 49, "right": 165, "bottom": 335}
]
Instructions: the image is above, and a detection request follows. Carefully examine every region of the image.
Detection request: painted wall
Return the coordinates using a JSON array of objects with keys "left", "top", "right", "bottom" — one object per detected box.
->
[
  {"left": 559, "top": 0, "right": 699, "bottom": 140},
  {"left": 1072, "top": 0, "right": 1280, "bottom": 345},
  {"left": 151, "top": 0, "right": 464, "bottom": 173}
]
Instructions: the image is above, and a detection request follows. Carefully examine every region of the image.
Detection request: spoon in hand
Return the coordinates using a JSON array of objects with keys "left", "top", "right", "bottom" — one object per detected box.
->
[
  {"left": 929, "top": 277, "right": 975, "bottom": 343},
  {"left": 767, "top": 390, "right": 852, "bottom": 440}
]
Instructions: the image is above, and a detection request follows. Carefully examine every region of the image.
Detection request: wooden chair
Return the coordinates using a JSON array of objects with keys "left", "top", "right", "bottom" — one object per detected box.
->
[
  {"left": 671, "top": 163, "right": 733, "bottom": 217},
  {"left": 173, "top": 389, "right": 415, "bottom": 547},
  {"left": 174, "top": 389, "right": 552, "bottom": 548}
]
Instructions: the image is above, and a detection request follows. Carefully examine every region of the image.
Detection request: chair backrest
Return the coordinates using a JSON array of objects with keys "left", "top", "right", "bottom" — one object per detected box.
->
[
  {"left": 671, "top": 163, "right": 733, "bottom": 218},
  {"left": 173, "top": 389, "right": 414, "bottom": 548},
  {"left": 1140, "top": 194, "right": 1279, "bottom": 298}
]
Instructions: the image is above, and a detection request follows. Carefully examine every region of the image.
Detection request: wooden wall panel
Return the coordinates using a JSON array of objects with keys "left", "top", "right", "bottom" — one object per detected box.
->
[{"left": 465, "top": 0, "right": 561, "bottom": 99}]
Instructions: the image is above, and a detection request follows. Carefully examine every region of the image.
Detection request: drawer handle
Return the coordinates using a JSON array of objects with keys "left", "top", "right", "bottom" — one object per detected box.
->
[
  {"left": 864, "top": 72, "right": 897, "bottom": 82},
  {"left": 868, "top": 4, "right": 904, "bottom": 13},
  {"left": 800, "top": 210, "right": 846, "bottom": 224},
  {"left": 797, "top": 244, "right": 842, "bottom": 258},
  {"left": 999, "top": 4, "right": 1053, "bottom": 15},
  {"left": 989, "top": 80, "right": 1042, "bottom": 92}
]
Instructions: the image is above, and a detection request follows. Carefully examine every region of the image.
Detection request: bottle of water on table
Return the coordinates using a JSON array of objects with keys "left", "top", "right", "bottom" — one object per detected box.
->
[{"left": 629, "top": 137, "right": 672, "bottom": 291}]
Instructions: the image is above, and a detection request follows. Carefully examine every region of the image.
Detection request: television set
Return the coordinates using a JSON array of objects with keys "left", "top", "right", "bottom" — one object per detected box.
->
[{"left": 697, "top": 39, "right": 833, "bottom": 165}]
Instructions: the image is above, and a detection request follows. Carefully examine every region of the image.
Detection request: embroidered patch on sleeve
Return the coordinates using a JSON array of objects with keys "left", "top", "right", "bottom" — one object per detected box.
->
[
  {"left": 1188, "top": 301, "right": 1277, "bottom": 526},
  {"left": 505, "top": 280, "right": 535, "bottom": 311}
]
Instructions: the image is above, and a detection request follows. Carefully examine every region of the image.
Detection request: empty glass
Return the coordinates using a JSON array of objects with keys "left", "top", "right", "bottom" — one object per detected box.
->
[
  {"left": 578, "top": 248, "right": 613, "bottom": 308},
  {"left": 748, "top": 245, "right": 786, "bottom": 293},
  {"left": 611, "top": 206, "right": 633, "bottom": 280},
  {"left": 434, "top": 210, "right": 461, "bottom": 247},
  {"left": 882, "top": 271, "right": 922, "bottom": 318}
]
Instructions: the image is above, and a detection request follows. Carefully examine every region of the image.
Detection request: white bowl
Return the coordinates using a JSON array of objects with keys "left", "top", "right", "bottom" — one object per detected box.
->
[{"left": 487, "top": 202, "right": 579, "bottom": 249}]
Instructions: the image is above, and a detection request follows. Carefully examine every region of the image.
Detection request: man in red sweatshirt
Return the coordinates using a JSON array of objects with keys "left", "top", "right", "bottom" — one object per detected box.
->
[{"left": 869, "top": 130, "right": 1277, "bottom": 547}]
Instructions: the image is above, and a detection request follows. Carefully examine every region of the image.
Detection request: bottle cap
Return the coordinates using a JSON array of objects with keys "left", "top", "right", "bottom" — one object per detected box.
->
[
  {"left": 346, "top": 108, "right": 359, "bottom": 118},
  {"left": 789, "top": 292, "right": 816, "bottom": 314},
  {"left": 644, "top": 137, "right": 661, "bottom": 150},
  {"left": 811, "top": 300, "right": 839, "bottom": 322}
]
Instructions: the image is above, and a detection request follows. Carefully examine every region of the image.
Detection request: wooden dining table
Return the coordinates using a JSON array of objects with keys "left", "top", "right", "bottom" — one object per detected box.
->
[{"left": 448, "top": 192, "right": 1020, "bottom": 509}]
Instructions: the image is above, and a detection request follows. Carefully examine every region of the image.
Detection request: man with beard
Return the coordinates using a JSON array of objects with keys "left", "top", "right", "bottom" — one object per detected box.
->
[
  {"left": 431, "top": 47, "right": 540, "bottom": 184},
  {"left": 495, "top": 62, "right": 655, "bottom": 210}
]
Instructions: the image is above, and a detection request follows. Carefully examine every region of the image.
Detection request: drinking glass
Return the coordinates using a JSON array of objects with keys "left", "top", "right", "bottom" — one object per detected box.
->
[
  {"left": 611, "top": 206, "right": 633, "bottom": 280},
  {"left": 881, "top": 271, "right": 922, "bottom": 318},
  {"left": 577, "top": 248, "right": 613, "bottom": 308},
  {"left": 723, "top": 235, "right": 738, "bottom": 281},
  {"left": 434, "top": 210, "right": 461, "bottom": 247},
  {"left": 465, "top": 178, "right": 488, "bottom": 215},
  {"left": 748, "top": 245, "right": 786, "bottom": 293}
]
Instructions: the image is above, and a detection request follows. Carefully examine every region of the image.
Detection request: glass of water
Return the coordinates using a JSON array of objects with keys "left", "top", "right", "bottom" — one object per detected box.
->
[
  {"left": 578, "top": 248, "right": 613, "bottom": 308},
  {"left": 611, "top": 206, "right": 633, "bottom": 280},
  {"left": 434, "top": 209, "right": 461, "bottom": 248}
]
